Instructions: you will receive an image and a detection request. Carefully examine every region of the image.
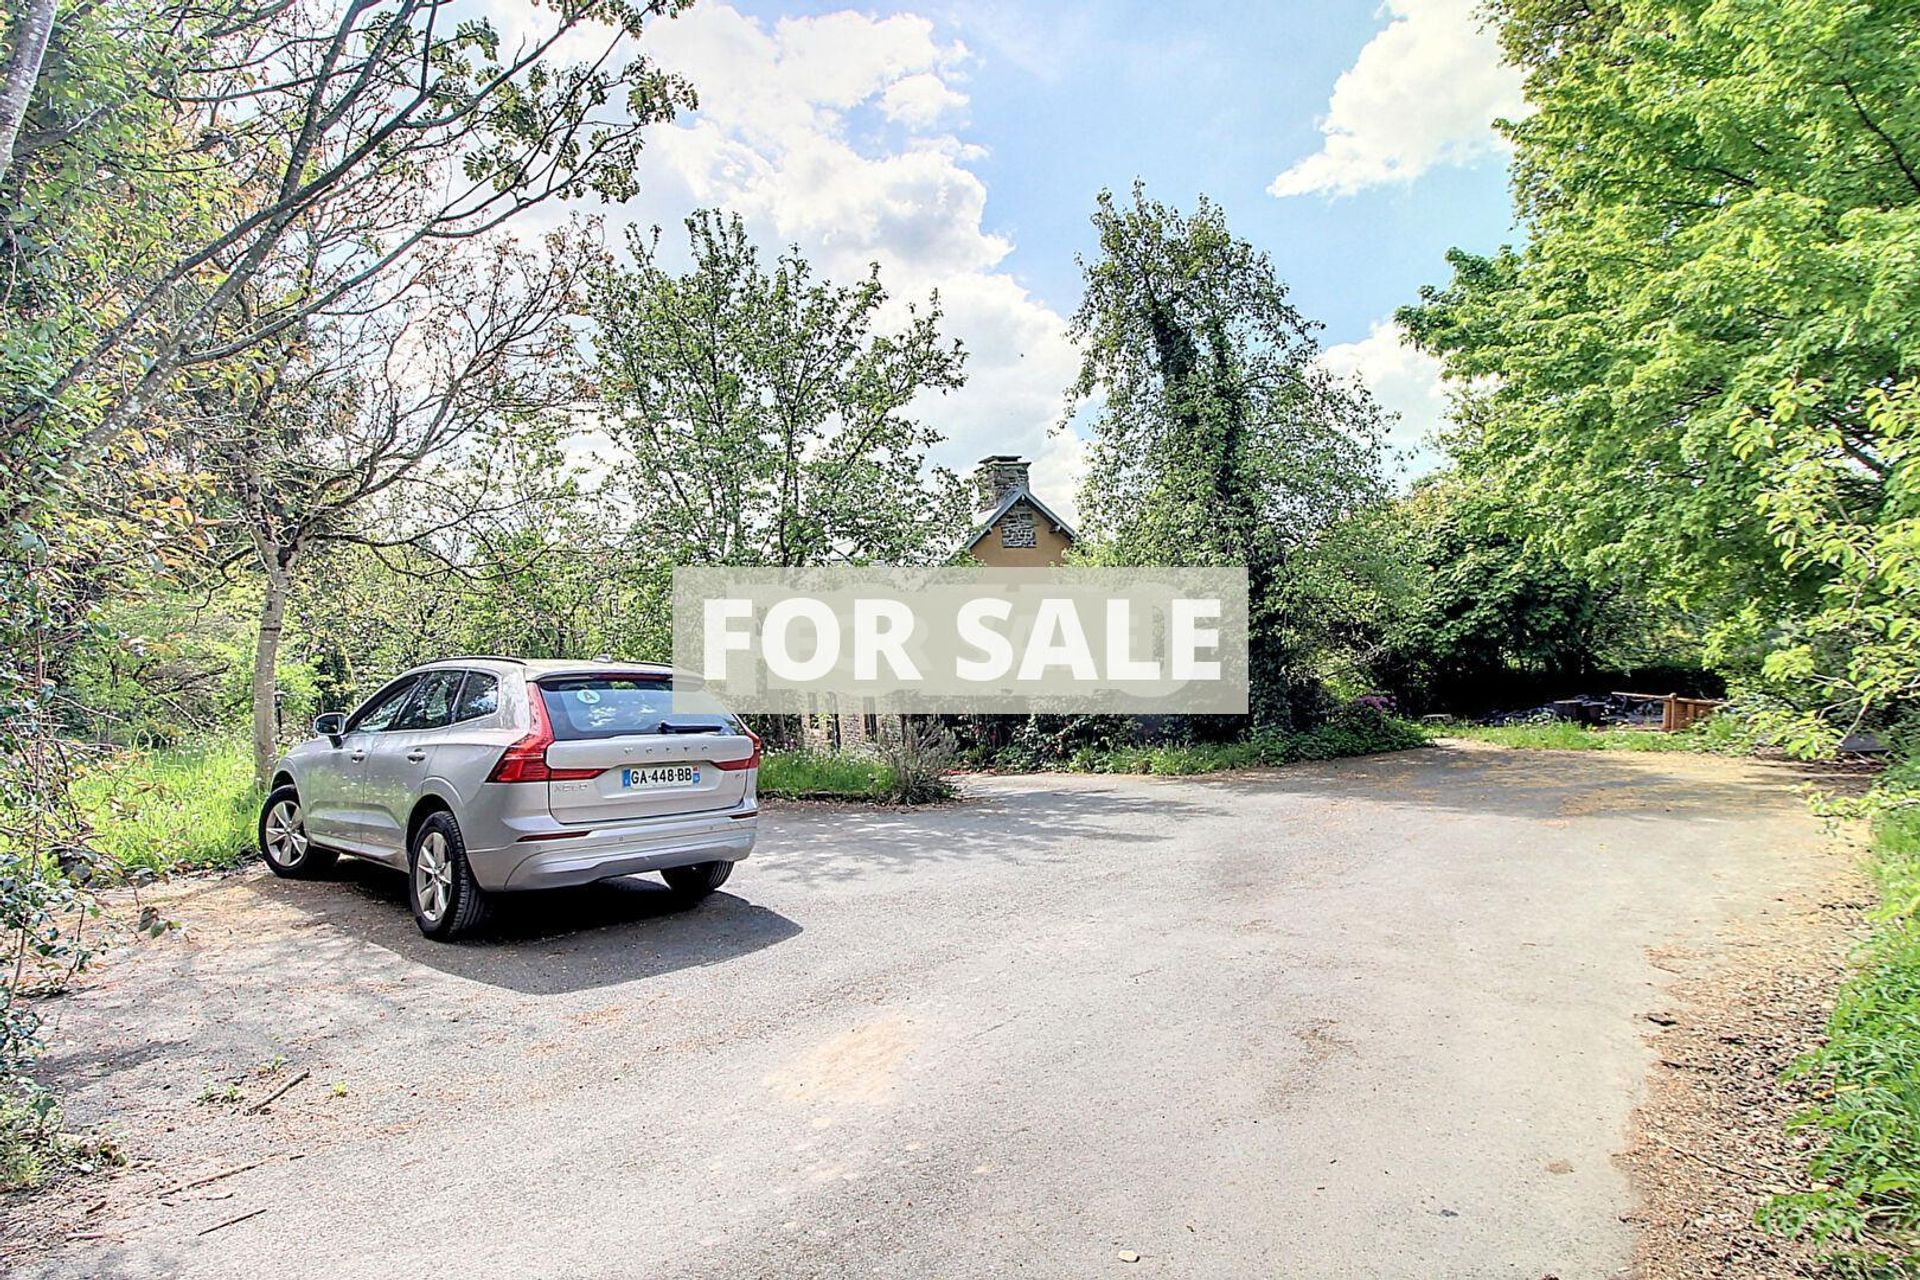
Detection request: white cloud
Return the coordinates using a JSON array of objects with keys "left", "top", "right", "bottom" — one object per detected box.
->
[
  {"left": 1317, "top": 320, "right": 1451, "bottom": 480},
  {"left": 540, "top": 3, "right": 1083, "bottom": 506},
  {"left": 1270, "top": 0, "right": 1526, "bottom": 199},
  {"left": 881, "top": 73, "right": 970, "bottom": 128}
]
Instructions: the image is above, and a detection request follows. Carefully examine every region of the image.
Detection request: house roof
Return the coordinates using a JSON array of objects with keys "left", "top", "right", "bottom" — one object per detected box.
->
[{"left": 960, "top": 483, "right": 1078, "bottom": 552}]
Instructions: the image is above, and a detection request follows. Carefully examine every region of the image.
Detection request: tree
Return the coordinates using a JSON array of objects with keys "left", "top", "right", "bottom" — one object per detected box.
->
[
  {"left": 0, "top": 0, "right": 56, "bottom": 176},
  {"left": 187, "top": 234, "right": 583, "bottom": 784},
  {"left": 1065, "top": 184, "right": 1386, "bottom": 725},
  {"left": 1401, "top": 0, "right": 1920, "bottom": 730},
  {"left": 3, "top": 0, "right": 695, "bottom": 527},
  {"left": 586, "top": 211, "right": 970, "bottom": 567}
]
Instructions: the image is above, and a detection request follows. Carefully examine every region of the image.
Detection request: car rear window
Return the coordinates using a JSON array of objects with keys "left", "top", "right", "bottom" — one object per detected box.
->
[{"left": 537, "top": 676, "right": 735, "bottom": 741}]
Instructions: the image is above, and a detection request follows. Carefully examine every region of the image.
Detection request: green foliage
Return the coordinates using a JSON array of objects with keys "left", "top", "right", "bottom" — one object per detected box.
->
[
  {"left": 1438, "top": 721, "right": 1733, "bottom": 753},
  {"left": 72, "top": 739, "right": 260, "bottom": 878},
  {"left": 1762, "top": 767, "right": 1920, "bottom": 1272},
  {"left": 1730, "top": 380, "right": 1920, "bottom": 755},
  {"left": 1067, "top": 184, "right": 1386, "bottom": 727},
  {"left": 992, "top": 706, "right": 1428, "bottom": 775},
  {"left": 757, "top": 752, "right": 895, "bottom": 802},
  {"left": 1406, "top": 0, "right": 1919, "bottom": 613},
  {"left": 587, "top": 211, "right": 970, "bottom": 568},
  {"left": 1303, "top": 475, "right": 1706, "bottom": 714},
  {"left": 0, "top": 1080, "right": 120, "bottom": 1192}
]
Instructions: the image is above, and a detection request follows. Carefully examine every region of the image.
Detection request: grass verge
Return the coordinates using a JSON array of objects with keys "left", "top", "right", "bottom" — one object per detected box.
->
[
  {"left": 72, "top": 737, "right": 260, "bottom": 878},
  {"left": 757, "top": 750, "right": 895, "bottom": 801},
  {"left": 1761, "top": 766, "right": 1920, "bottom": 1273},
  {"left": 1441, "top": 719, "right": 1736, "bottom": 752}
]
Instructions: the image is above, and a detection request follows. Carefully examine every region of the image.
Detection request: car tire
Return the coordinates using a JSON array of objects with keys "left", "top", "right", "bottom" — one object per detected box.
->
[
  {"left": 259, "top": 785, "right": 338, "bottom": 879},
  {"left": 408, "top": 811, "right": 489, "bottom": 941},
  {"left": 660, "top": 859, "right": 733, "bottom": 900}
]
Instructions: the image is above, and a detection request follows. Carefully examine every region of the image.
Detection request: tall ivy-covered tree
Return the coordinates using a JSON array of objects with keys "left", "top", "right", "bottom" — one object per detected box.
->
[
  {"left": 1065, "top": 184, "right": 1386, "bottom": 725},
  {"left": 587, "top": 211, "right": 970, "bottom": 567}
]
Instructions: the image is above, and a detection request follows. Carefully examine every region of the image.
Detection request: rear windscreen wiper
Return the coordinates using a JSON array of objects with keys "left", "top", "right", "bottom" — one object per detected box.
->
[{"left": 655, "top": 721, "right": 724, "bottom": 734}]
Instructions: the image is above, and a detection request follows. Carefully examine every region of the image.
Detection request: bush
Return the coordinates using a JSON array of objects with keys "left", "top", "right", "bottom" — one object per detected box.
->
[
  {"left": 1064, "top": 705, "right": 1428, "bottom": 777},
  {"left": 871, "top": 718, "right": 959, "bottom": 804}
]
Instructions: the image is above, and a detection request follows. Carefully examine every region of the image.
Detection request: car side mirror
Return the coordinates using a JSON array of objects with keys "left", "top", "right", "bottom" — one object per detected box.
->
[{"left": 313, "top": 712, "right": 347, "bottom": 742}]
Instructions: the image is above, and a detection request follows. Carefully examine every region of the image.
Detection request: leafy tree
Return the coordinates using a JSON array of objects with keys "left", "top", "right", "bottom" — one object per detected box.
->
[
  {"left": 1301, "top": 476, "right": 1696, "bottom": 714},
  {"left": 1730, "top": 378, "right": 1920, "bottom": 752},
  {"left": 1065, "top": 184, "right": 1386, "bottom": 725},
  {"left": 587, "top": 211, "right": 970, "bottom": 567},
  {"left": 1401, "top": 0, "right": 1920, "bottom": 733},
  {"left": 3, "top": 0, "right": 694, "bottom": 521}
]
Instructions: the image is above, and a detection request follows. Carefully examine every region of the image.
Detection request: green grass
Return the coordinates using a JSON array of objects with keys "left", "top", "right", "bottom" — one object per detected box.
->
[
  {"left": 757, "top": 750, "right": 895, "bottom": 801},
  {"left": 1439, "top": 720, "right": 1727, "bottom": 752},
  {"left": 73, "top": 737, "right": 260, "bottom": 878},
  {"left": 1761, "top": 772, "right": 1920, "bottom": 1272}
]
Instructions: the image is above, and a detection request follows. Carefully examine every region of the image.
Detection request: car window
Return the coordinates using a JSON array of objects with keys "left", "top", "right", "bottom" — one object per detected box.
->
[
  {"left": 389, "top": 670, "right": 464, "bottom": 732},
  {"left": 346, "top": 676, "right": 420, "bottom": 734},
  {"left": 453, "top": 672, "right": 499, "bottom": 722},
  {"left": 537, "top": 676, "right": 735, "bottom": 741}
]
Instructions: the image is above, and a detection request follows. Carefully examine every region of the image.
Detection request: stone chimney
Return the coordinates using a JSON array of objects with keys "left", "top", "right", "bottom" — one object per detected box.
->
[{"left": 974, "top": 455, "right": 1030, "bottom": 513}]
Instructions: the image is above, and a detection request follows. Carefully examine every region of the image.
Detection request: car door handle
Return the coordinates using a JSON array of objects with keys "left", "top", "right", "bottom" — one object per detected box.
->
[
  {"left": 349, "top": 750, "right": 367, "bottom": 762},
  {"left": 405, "top": 750, "right": 428, "bottom": 763}
]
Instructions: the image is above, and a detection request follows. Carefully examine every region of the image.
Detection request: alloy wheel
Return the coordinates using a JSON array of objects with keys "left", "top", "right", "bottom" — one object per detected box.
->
[
  {"left": 415, "top": 830, "right": 453, "bottom": 923},
  {"left": 264, "top": 799, "right": 309, "bottom": 867}
]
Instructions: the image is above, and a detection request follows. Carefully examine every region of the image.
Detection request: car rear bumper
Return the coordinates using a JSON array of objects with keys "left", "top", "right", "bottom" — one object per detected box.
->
[{"left": 466, "top": 809, "right": 757, "bottom": 891}]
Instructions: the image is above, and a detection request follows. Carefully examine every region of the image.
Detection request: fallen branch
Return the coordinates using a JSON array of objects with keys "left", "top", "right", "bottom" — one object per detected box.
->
[
  {"left": 246, "top": 1069, "right": 310, "bottom": 1114},
  {"left": 197, "top": 1207, "right": 267, "bottom": 1237},
  {"left": 157, "top": 1159, "right": 264, "bottom": 1199}
]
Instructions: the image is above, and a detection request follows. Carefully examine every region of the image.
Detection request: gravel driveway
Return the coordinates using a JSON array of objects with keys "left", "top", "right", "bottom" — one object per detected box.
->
[{"left": 8, "top": 745, "right": 1845, "bottom": 1279}]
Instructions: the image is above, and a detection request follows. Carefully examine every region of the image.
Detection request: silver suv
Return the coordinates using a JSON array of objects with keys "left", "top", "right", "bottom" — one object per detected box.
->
[{"left": 258, "top": 658, "right": 760, "bottom": 939}]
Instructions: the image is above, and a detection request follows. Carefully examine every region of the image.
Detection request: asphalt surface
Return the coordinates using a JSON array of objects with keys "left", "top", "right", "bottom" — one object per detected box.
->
[{"left": 13, "top": 745, "right": 1836, "bottom": 1279}]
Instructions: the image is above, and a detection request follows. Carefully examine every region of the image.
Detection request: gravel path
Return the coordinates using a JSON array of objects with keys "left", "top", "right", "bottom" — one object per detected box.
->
[{"left": 5, "top": 745, "right": 1853, "bottom": 1279}]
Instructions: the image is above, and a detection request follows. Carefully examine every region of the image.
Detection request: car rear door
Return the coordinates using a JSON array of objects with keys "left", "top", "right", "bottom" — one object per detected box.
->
[
  {"left": 536, "top": 675, "right": 756, "bottom": 827},
  {"left": 361, "top": 669, "right": 465, "bottom": 857}
]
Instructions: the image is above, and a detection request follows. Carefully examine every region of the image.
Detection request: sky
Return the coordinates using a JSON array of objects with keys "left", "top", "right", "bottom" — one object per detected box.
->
[{"left": 497, "top": 0, "right": 1527, "bottom": 520}]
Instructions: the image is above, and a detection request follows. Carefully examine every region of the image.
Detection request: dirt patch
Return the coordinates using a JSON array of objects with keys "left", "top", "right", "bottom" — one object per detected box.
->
[
  {"left": 1623, "top": 825, "right": 1874, "bottom": 1278},
  {"left": 763, "top": 1015, "right": 918, "bottom": 1106}
]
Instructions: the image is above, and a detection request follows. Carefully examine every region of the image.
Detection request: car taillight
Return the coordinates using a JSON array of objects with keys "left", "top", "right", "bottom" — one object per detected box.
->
[
  {"left": 486, "top": 687, "right": 601, "bottom": 783},
  {"left": 714, "top": 725, "right": 762, "bottom": 772}
]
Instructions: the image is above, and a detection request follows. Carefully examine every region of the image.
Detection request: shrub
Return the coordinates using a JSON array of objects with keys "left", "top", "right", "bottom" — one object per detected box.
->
[{"left": 871, "top": 717, "right": 959, "bottom": 804}]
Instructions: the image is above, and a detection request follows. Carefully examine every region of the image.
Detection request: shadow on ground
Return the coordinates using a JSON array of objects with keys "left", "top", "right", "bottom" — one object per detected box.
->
[{"left": 242, "top": 862, "right": 804, "bottom": 996}]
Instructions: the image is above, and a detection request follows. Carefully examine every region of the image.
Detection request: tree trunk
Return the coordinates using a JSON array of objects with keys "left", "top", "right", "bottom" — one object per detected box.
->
[
  {"left": 252, "top": 555, "right": 294, "bottom": 789},
  {"left": 0, "top": 0, "right": 56, "bottom": 179}
]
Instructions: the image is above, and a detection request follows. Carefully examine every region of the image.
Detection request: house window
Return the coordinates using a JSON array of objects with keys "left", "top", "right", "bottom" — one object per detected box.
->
[{"left": 1000, "top": 507, "right": 1037, "bottom": 548}]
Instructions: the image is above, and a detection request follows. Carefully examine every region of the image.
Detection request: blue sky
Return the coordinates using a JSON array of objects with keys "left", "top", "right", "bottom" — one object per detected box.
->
[{"left": 503, "top": 0, "right": 1525, "bottom": 510}]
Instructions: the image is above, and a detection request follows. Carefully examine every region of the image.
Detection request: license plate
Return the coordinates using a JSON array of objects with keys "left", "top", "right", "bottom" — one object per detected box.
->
[{"left": 620, "top": 764, "right": 701, "bottom": 789}]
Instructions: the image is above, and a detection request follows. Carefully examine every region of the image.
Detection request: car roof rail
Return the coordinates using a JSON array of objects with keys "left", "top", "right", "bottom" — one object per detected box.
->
[{"left": 421, "top": 655, "right": 529, "bottom": 665}]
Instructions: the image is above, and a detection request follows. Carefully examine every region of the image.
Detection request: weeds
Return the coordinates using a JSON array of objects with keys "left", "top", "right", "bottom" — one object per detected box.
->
[
  {"left": 0, "top": 1081, "right": 121, "bottom": 1192},
  {"left": 1761, "top": 770, "right": 1920, "bottom": 1274},
  {"left": 870, "top": 718, "right": 959, "bottom": 803},
  {"left": 72, "top": 738, "right": 259, "bottom": 878}
]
